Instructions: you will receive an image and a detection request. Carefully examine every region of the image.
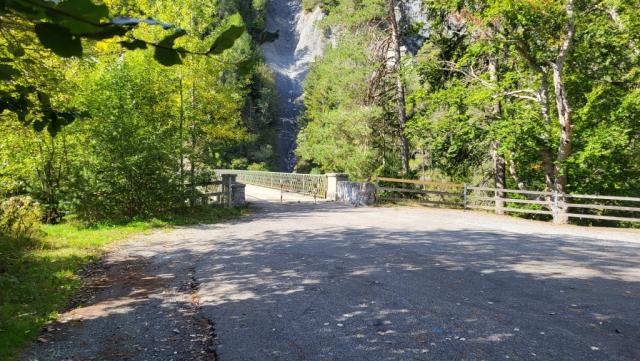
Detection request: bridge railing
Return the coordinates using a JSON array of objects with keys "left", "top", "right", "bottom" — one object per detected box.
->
[{"left": 214, "top": 170, "right": 328, "bottom": 198}]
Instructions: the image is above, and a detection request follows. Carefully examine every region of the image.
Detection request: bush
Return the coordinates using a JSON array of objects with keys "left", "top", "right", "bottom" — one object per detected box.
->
[
  {"left": 301, "top": 0, "right": 325, "bottom": 11},
  {"left": 247, "top": 162, "right": 269, "bottom": 171},
  {"left": 0, "top": 196, "right": 43, "bottom": 238}
]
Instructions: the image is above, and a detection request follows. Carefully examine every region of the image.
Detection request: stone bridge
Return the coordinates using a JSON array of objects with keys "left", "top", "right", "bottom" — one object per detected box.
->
[{"left": 215, "top": 170, "right": 376, "bottom": 206}]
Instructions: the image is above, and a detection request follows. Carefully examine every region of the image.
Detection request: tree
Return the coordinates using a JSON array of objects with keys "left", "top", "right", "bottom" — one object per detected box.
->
[
  {"left": 298, "top": 32, "right": 384, "bottom": 179},
  {"left": 297, "top": 0, "right": 421, "bottom": 178},
  {"left": 410, "top": 0, "right": 640, "bottom": 223},
  {"left": 0, "top": 0, "right": 246, "bottom": 134},
  {"left": 386, "top": 0, "right": 411, "bottom": 174},
  {"left": 0, "top": 0, "right": 276, "bottom": 224}
]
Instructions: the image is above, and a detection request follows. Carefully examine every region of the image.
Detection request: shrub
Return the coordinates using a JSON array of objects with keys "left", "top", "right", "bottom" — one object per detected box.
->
[
  {"left": 247, "top": 162, "right": 269, "bottom": 171},
  {"left": 301, "top": 0, "right": 325, "bottom": 11},
  {"left": 0, "top": 196, "right": 43, "bottom": 238}
]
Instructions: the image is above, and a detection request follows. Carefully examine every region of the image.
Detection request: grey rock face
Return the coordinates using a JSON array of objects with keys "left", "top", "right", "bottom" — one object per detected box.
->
[
  {"left": 399, "top": 0, "right": 431, "bottom": 54},
  {"left": 262, "top": 0, "right": 325, "bottom": 171}
]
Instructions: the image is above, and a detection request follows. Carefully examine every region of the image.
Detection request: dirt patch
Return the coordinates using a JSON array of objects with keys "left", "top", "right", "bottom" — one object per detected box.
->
[{"left": 21, "top": 245, "right": 215, "bottom": 361}]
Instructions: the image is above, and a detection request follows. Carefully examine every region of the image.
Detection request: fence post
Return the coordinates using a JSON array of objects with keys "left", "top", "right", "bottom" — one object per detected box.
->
[
  {"left": 463, "top": 183, "right": 468, "bottom": 211},
  {"left": 375, "top": 178, "right": 379, "bottom": 204},
  {"left": 228, "top": 176, "right": 232, "bottom": 207},
  {"left": 552, "top": 190, "right": 558, "bottom": 222}
]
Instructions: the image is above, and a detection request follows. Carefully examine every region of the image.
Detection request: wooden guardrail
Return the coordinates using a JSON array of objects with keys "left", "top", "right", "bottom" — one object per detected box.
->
[
  {"left": 375, "top": 177, "right": 640, "bottom": 224},
  {"left": 185, "top": 179, "right": 227, "bottom": 206},
  {"left": 465, "top": 186, "right": 553, "bottom": 216},
  {"left": 467, "top": 187, "right": 640, "bottom": 222},
  {"left": 375, "top": 177, "right": 464, "bottom": 208}
]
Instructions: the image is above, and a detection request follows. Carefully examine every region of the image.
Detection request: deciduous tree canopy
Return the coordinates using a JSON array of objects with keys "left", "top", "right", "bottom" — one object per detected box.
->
[
  {"left": 297, "top": 0, "right": 640, "bottom": 206},
  {"left": 1, "top": 0, "right": 279, "bottom": 222}
]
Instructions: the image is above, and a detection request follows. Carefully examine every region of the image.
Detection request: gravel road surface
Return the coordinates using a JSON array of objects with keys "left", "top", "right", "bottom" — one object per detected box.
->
[{"left": 21, "top": 185, "right": 640, "bottom": 360}]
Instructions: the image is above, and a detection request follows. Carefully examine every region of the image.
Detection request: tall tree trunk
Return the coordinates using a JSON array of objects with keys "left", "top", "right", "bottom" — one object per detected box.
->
[
  {"left": 551, "top": 0, "right": 576, "bottom": 224},
  {"left": 189, "top": 81, "right": 197, "bottom": 207},
  {"left": 387, "top": 0, "right": 411, "bottom": 175},
  {"left": 540, "top": 148, "right": 556, "bottom": 193},
  {"left": 488, "top": 55, "right": 506, "bottom": 214},
  {"left": 179, "top": 75, "right": 185, "bottom": 188},
  {"left": 508, "top": 157, "right": 526, "bottom": 191},
  {"left": 513, "top": 1, "right": 575, "bottom": 223},
  {"left": 515, "top": 43, "right": 557, "bottom": 196},
  {"left": 551, "top": 64, "right": 572, "bottom": 196},
  {"left": 537, "top": 76, "right": 557, "bottom": 195}
]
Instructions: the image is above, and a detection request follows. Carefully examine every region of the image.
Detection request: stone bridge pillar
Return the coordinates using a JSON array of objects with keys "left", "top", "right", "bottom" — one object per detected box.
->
[
  {"left": 231, "top": 183, "right": 246, "bottom": 207},
  {"left": 326, "top": 173, "right": 348, "bottom": 201},
  {"left": 220, "top": 174, "right": 242, "bottom": 206}
]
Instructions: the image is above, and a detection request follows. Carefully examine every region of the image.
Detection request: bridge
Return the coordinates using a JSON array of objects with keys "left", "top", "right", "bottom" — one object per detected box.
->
[
  {"left": 215, "top": 169, "right": 640, "bottom": 224},
  {"left": 23, "top": 171, "right": 640, "bottom": 360}
]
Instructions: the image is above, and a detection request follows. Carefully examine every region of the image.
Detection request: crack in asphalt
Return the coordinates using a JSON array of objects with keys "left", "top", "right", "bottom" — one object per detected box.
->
[{"left": 185, "top": 265, "right": 219, "bottom": 361}]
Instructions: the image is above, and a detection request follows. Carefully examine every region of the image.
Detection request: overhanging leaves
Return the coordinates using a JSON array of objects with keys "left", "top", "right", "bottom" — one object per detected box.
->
[
  {"left": 56, "top": 0, "right": 109, "bottom": 34},
  {"left": 120, "top": 39, "right": 148, "bottom": 51},
  {"left": 34, "top": 22, "right": 82, "bottom": 57},
  {"left": 80, "top": 25, "right": 128, "bottom": 40},
  {"left": 209, "top": 25, "right": 245, "bottom": 55},
  {"left": 0, "top": 64, "right": 21, "bottom": 81},
  {"left": 154, "top": 30, "right": 186, "bottom": 66},
  {"left": 7, "top": 43, "right": 25, "bottom": 57}
]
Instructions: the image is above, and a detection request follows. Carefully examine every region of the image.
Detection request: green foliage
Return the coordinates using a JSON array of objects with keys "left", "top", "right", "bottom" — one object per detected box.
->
[
  {"left": 320, "top": 0, "right": 385, "bottom": 29},
  {"left": 70, "top": 54, "right": 184, "bottom": 222},
  {"left": 0, "top": 0, "right": 278, "bottom": 225},
  {"left": 247, "top": 162, "right": 269, "bottom": 171},
  {"left": 0, "top": 0, "right": 246, "bottom": 134},
  {"left": 302, "top": 0, "right": 324, "bottom": 11},
  {"left": 0, "top": 196, "right": 42, "bottom": 238},
  {"left": 301, "top": 0, "right": 639, "bottom": 203},
  {"left": 407, "top": 0, "right": 640, "bottom": 196},
  {"left": 570, "top": 87, "right": 640, "bottom": 195},
  {"left": 408, "top": 85, "right": 488, "bottom": 180},
  {"left": 297, "top": 30, "right": 386, "bottom": 179},
  {"left": 299, "top": 105, "right": 382, "bottom": 179}
]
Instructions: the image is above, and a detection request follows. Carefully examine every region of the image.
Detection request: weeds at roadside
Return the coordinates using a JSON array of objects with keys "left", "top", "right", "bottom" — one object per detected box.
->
[{"left": 0, "top": 205, "right": 246, "bottom": 360}]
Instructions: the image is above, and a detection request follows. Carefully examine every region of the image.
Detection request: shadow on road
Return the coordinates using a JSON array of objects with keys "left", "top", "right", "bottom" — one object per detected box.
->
[{"left": 21, "top": 207, "right": 640, "bottom": 361}]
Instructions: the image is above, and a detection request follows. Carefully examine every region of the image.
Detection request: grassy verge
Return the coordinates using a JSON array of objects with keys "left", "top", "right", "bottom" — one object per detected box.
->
[{"left": 0, "top": 206, "right": 246, "bottom": 360}]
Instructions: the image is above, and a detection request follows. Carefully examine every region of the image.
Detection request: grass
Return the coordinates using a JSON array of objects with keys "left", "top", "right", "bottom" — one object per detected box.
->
[{"left": 0, "top": 206, "right": 246, "bottom": 360}]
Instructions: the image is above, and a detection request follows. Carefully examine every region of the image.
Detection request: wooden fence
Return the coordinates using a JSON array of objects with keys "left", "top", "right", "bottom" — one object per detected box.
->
[
  {"left": 465, "top": 186, "right": 553, "bottom": 216},
  {"left": 375, "top": 177, "right": 640, "bottom": 224},
  {"left": 375, "top": 177, "right": 464, "bottom": 208},
  {"left": 185, "top": 179, "right": 227, "bottom": 206}
]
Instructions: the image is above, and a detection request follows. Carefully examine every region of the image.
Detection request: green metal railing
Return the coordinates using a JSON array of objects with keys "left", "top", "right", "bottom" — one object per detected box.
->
[{"left": 214, "top": 170, "right": 328, "bottom": 198}]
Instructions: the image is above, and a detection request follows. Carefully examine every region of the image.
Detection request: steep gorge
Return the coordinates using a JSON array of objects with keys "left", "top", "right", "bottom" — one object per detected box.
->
[{"left": 262, "top": 0, "right": 326, "bottom": 171}]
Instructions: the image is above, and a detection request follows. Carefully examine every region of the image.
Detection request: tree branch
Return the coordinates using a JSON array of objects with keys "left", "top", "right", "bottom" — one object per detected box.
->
[{"left": 554, "top": 0, "right": 576, "bottom": 69}]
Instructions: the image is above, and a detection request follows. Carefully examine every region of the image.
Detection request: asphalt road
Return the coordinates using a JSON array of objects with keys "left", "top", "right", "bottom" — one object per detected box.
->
[{"left": 22, "top": 185, "right": 640, "bottom": 360}]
